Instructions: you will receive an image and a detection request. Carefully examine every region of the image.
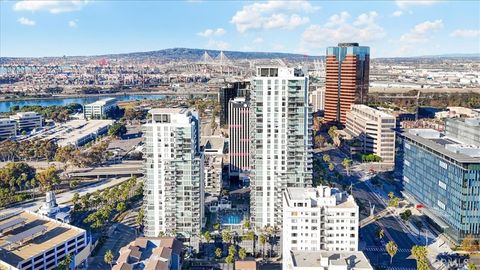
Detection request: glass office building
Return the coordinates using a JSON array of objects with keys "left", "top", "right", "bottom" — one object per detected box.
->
[{"left": 402, "top": 124, "right": 480, "bottom": 243}]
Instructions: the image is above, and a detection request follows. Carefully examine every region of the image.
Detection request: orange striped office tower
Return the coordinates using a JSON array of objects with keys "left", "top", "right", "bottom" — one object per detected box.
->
[{"left": 325, "top": 43, "right": 370, "bottom": 125}]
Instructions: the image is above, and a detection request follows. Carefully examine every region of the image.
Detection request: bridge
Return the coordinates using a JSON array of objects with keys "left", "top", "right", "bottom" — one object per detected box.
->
[{"left": 67, "top": 161, "right": 143, "bottom": 178}]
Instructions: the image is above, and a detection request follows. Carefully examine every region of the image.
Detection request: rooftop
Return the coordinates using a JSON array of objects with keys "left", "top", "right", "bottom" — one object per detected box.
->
[
  {"left": 86, "top": 97, "right": 117, "bottom": 106},
  {"left": 351, "top": 104, "right": 396, "bottom": 119},
  {"left": 404, "top": 128, "right": 480, "bottom": 163},
  {"left": 38, "top": 119, "right": 113, "bottom": 146},
  {"left": 148, "top": 108, "right": 190, "bottom": 115},
  {"left": 290, "top": 250, "right": 373, "bottom": 270},
  {"left": 285, "top": 186, "right": 357, "bottom": 209},
  {"left": 0, "top": 211, "right": 85, "bottom": 267},
  {"left": 113, "top": 237, "right": 182, "bottom": 270}
]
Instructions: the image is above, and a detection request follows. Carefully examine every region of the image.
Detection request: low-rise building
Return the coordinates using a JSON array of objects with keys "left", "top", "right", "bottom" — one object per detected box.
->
[
  {"left": 39, "top": 119, "right": 113, "bottom": 147},
  {"left": 402, "top": 121, "right": 480, "bottom": 244},
  {"left": 84, "top": 98, "right": 117, "bottom": 119},
  {"left": 287, "top": 250, "right": 373, "bottom": 270},
  {"left": 282, "top": 186, "right": 359, "bottom": 270},
  {"left": 0, "top": 210, "right": 90, "bottom": 270},
  {"left": 9, "top": 112, "right": 42, "bottom": 131},
  {"left": 112, "top": 237, "right": 183, "bottom": 270},
  {"left": 345, "top": 104, "right": 396, "bottom": 167},
  {"left": 0, "top": 118, "right": 17, "bottom": 140}
]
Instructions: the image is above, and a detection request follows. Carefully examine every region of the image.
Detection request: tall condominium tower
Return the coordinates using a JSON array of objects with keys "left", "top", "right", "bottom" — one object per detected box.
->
[
  {"left": 250, "top": 66, "right": 313, "bottom": 228},
  {"left": 228, "top": 97, "right": 250, "bottom": 176},
  {"left": 219, "top": 85, "right": 237, "bottom": 126},
  {"left": 325, "top": 43, "right": 370, "bottom": 125},
  {"left": 143, "top": 108, "right": 204, "bottom": 238}
]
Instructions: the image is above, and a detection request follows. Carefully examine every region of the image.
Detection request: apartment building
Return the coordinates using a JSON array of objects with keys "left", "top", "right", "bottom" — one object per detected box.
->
[
  {"left": 402, "top": 122, "right": 480, "bottom": 244},
  {"left": 0, "top": 211, "right": 90, "bottom": 270},
  {"left": 346, "top": 104, "right": 396, "bottom": 166},
  {"left": 325, "top": 43, "right": 370, "bottom": 125},
  {"left": 219, "top": 85, "right": 237, "bottom": 126},
  {"left": 282, "top": 186, "right": 359, "bottom": 270},
  {"left": 309, "top": 88, "right": 325, "bottom": 113},
  {"left": 9, "top": 112, "right": 42, "bottom": 131},
  {"left": 250, "top": 66, "right": 313, "bottom": 228},
  {"left": 286, "top": 250, "right": 372, "bottom": 270},
  {"left": 84, "top": 97, "right": 117, "bottom": 119},
  {"left": 228, "top": 97, "right": 250, "bottom": 176},
  {"left": 143, "top": 108, "right": 204, "bottom": 239},
  {"left": 0, "top": 118, "right": 17, "bottom": 140}
]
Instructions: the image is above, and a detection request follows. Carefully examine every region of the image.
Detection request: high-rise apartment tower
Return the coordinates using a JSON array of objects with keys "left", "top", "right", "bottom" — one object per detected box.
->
[{"left": 250, "top": 66, "right": 313, "bottom": 228}]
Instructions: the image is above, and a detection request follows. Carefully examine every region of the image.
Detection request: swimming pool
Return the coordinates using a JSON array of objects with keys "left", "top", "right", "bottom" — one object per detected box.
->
[{"left": 220, "top": 211, "right": 244, "bottom": 225}]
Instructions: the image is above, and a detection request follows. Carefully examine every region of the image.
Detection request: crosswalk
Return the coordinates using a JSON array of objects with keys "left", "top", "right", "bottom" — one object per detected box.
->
[{"left": 364, "top": 246, "right": 411, "bottom": 253}]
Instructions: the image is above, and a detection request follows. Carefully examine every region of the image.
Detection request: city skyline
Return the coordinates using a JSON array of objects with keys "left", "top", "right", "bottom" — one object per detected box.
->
[{"left": 1, "top": 0, "right": 479, "bottom": 58}]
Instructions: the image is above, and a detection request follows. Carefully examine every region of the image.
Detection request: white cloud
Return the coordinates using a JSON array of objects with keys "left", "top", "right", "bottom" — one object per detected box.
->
[
  {"left": 450, "top": 29, "right": 480, "bottom": 38},
  {"left": 392, "top": 10, "right": 403, "bottom": 17},
  {"left": 230, "top": 0, "right": 318, "bottom": 33},
  {"left": 301, "top": 11, "right": 385, "bottom": 47},
  {"left": 395, "top": 0, "right": 439, "bottom": 9},
  {"left": 253, "top": 37, "right": 264, "bottom": 44},
  {"left": 14, "top": 0, "right": 89, "bottom": 14},
  {"left": 68, "top": 19, "right": 78, "bottom": 28},
  {"left": 207, "top": 40, "right": 229, "bottom": 50},
  {"left": 400, "top": 19, "right": 443, "bottom": 43},
  {"left": 18, "top": 17, "right": 36, "bottom": 26},
  {"left": 197, "top": 28, "right": 226, "bottom": 37}
]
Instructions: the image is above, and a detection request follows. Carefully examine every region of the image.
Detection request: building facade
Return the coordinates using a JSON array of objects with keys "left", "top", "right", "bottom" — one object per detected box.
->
[
  {"left": 325, "top": 43, "right": 370, "bottom": 124},
  {"left": 445, "top": 118, "right": 480, "bottom": 145},
  {"left": 345, "top": 104, "right": 396, "bottom": 166},
  {"left": 0, "top": 211, "right": 90, "bottom": 270},
  {"left": 228, "top": 97, "right": 250, "bottom": 176},
  {"left": 402, "top": 125, "right": 480, "bottom": 243},
  {"left": 219, "top": 85, "right": 237, "bottom": 126},
  {"left": 282, "top": 186, "right": 359, "bottom": 270},
  {"left": 0, "top": 118, "right": 17, "bottom": 140},
  {"left": 84, "top": 98, "right": 117, "bottom": 119},
  {"left": 143, "top": 108, "right": 204, "bottom": 239},
  {"left": 10, "top": 112, "right": 42, "bottom": 131},
  {"left": 250, "top": 66, "right": 313, "bottom": 228},
  {"left": 286, "top": 251, "right": 372, "bottom": 270},
  {"left": 309, "top": 88, "right": 325, "bottom": 113}
]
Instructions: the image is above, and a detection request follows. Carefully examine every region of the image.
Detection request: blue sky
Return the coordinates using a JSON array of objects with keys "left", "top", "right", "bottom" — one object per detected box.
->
[{"left": 1, "top": 0, "right": 479, "bottom": 58}]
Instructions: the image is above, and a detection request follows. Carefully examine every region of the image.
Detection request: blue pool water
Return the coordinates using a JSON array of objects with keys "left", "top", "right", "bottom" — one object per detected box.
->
[{"left": 220, "top": 212, "right": 243, "bottom": 225}]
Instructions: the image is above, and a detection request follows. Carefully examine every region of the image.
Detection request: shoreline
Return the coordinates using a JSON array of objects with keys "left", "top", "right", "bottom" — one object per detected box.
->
[{"left": 0, "top": 91, "right": 217, "bottom": 102}]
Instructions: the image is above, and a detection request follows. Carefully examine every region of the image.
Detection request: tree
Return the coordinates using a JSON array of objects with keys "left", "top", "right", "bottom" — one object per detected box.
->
[
  {"left": 388, "top": 192, "right": 394, "bottom": 199},
  {"left": 213, "top": 223, "right": 220, "bottom": 231},
  {"left": 388, "top": 197, "right": 400, "bottom": 208},
  {"left": 314, "top": 135, "right": 325, "bottom": 148},
  {"left": 259, "top": 233, "right": 267, "bottom": 259},
  {"left": 238, "top": 247, "right": 247, "bottom": 260},
  {"left": 342, "top": 158, "right": 352, "bottom": 176},
  {"left": 116, "top": 202, "right": 126, "bottom": 212},
  {"left": 104, "top": 249, "right": 114, "bottom": 269},
  {"left": 35, "top": 165, "right": 60, "bottom": 192},
  {"left": 228, "top": 245, "right": 236, "bottom": 257},
  {"left": 376, "top": 228, "right": 384, "bottom": 240},
  {"left": 108, "top": 123, "right": 127, "bottom": 138},
  {"left": 328, "top": 163, "right": 335, "bottom": 172},
  {"left": 386, "top": 241, "right": 398, "bottom": 265},
  {"left": 222, "top": 230, "right": 233, "bottom": 246},
  {"left": 242, "top": 219, "right": 251, "bottom": 229},
  {"left": 411, "top": 245, "right": 428, "bottom": 270},
  {"left": 203, "top": 231, "right": 212, "bottom": 243},
  {"left": 467, "top": 262, "right": 477, "bottom": 270},
  {"left": 215, "top": 247, "right": 223, "bottom": 258},
  {"left": 56, "top": 254, "right": 72, "bottom": 270},
  {"left": 462, "top": 234, "right": 479, "bottom": 253},
  {"left": 400, "top": 209, "right": 412, "bottom": 222},
  {"left": 225, "top": 255, "right": 235, "bottom": 270},
  {"left": 322, "top": 154, "right": 331, "bottom": 163}
]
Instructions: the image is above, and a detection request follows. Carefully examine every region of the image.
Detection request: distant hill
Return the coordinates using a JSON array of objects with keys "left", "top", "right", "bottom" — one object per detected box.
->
[{"left": 96, "top": 48, "right": 321, "bottom": 61}]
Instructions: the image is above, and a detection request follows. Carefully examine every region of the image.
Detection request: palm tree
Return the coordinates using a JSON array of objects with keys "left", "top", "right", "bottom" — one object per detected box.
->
[
  {"left": 225, "top": 255, "right": 235, "bottom": 270},
  {"left": 411, "top": 245, "right": 428, "bottom": 270},
  {"left": 204, "top": 231, "right": 212, "bottom": 243},
  {"left": 342, "top": 158, "right": 352, "bottom": 176},
  {"left": 259, "top": 233, "right": 267, "bottom": 259},
  {"left": 104, "top": 250, "right": 114, "bottom": 269},
  {"left": 215, "top": 247, "right": 222, "bottom": 258},
  {"left": 322, "top": 154, "right": 331, "bottom": 163},
  {"left": 376, "top": 228, "right": 384, "bottom": 240},
  {"left": 222, "top": 230, "right": 233, "bottom": 246},
  {"left": 467, "top": 262, "right": 477, "bottom": 270},
  {"left": 386, "top": 241, "right": 398, "bottom": 265},
  {"left": 239, "top": 248, "right": 247, "bottom": 260},
  {"left": 328, "top": 163, "right": 334, "bottom": 172}
]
